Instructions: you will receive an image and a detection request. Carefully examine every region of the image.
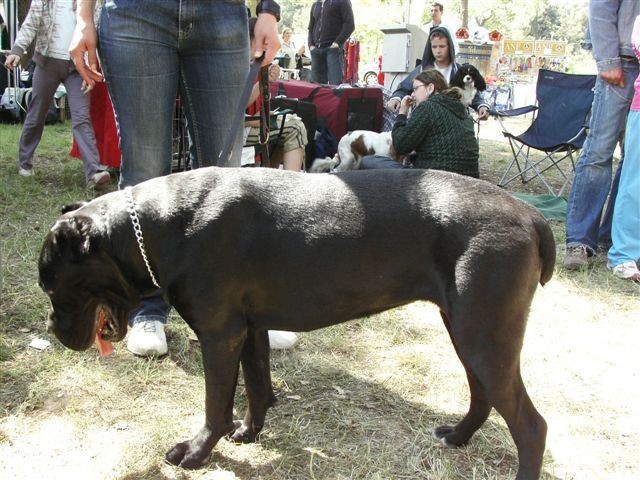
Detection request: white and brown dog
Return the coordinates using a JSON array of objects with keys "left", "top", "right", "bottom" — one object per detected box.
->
[
  {"left": 450, "top": 63, "right": 487, "bottom": 107},
  {"left": 310, "top": 130, "right": 403, "bottom": 173}
]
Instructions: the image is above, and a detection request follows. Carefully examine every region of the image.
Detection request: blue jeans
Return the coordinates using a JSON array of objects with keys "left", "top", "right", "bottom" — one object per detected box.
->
[
  {"left": 98, "top": 0, "right": 248, "bottom": 187},
  {"left": 565, "top": 59, "right": 638, "bottom": 254},
  {"left": 98, "top": 0, "right": 249, "bottom": 325},
  {"left": 608, "top": 110, "right": 640, "bottom": 267},
  {"left": 360, "top": 154, "right": 408, "bottom": 169},
  {"left": 310, "top": 46, "right": 344, "bottom": 85}
]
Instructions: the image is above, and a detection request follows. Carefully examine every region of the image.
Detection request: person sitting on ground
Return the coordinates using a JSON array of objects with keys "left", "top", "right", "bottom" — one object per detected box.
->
[
  {"left": 385, "top": 27, "right": 489, "bottom": 121},
  {"left": 361, "top": 69, "right": 479, "bottom": 178},
  {"left": 246, "top": 17, "right": 307, "bottom": 171}
]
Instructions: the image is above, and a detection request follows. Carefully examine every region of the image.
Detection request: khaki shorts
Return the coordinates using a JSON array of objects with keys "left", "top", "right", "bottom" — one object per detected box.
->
[{"left": 246, "top": 114, "right": 307, "bottom": 158}]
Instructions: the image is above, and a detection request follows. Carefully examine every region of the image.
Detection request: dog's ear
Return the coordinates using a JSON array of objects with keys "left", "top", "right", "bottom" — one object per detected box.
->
[
  {"left": 61, "top": 202, "right": 87, "bottom": 214},
  {"left": 475, "top": 71, "right": 487, "bottom": 91},
  {"left": 49, "top": 216, "right": 95, "bottom": 259}
]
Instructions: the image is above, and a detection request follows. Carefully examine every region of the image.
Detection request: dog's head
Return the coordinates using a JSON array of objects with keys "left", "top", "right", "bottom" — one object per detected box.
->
[
  {"left": 452, "top": 64, "right": 486, "bottom": 92},
  {"left": 38, "top": 208, "right": 140, "bottom": 351}
]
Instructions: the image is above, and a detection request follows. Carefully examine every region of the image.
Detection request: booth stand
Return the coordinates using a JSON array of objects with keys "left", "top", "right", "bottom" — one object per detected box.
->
[{"left": 380, "top": 24, "right": 427, "bottom": 92}]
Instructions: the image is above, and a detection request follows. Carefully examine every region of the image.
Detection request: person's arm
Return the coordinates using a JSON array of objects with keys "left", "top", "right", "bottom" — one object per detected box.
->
[
  {"left": 385, "top": 66, "right": 421, "bottom": 112},
  {"left": 308, "top": 3, "right": 317, "bottom": 49},
  {"left": 392, "top": 102, "right": 431, "bottom": 155},
  {"left": 5, "top": 0, "right": 44, "bottom": 69},
  {"left": 470, "top": 90, "right": 490, "bottom": 120},
  {"left": 69, "top": 0, "right": 102, "bottom": 92},
  {"left": 589, "top": 0, "right": 624, "bottom": 86},
  {"left": 332, "top": 1, "right": 355, "bottom": 47}
]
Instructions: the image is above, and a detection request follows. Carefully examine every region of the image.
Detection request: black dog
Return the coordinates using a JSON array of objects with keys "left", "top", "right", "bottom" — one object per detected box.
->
[
  {"left": 39, "top": 167, "right": 553, "bottom": 480},
  {"left": 451, "top": 63, "right": 487, "bottom": 107}
]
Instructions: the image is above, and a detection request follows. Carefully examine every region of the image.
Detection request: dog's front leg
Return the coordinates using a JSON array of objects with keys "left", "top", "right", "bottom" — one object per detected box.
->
[
  {"left": 230, "top": 328, "right": 275, "bottom": 443},
  {"left": 165, "top": 328, "right": 244, "bottom": 469}
]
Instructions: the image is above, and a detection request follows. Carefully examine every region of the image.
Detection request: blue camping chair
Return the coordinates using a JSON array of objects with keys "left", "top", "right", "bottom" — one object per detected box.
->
[{"left": 490, "top": 69, "right": 596, "bottom": 196}]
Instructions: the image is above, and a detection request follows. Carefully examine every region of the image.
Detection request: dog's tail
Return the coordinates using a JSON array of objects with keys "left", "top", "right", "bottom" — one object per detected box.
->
[
  {"left": 534, "top": 216, "right": 556, "bottom": 286},
  {"left": 309, "top": 156, "right": 339, "bottom": 173}
]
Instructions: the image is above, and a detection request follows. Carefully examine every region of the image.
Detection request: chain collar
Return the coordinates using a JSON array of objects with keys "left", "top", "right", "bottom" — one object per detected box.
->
[{"left": 123, "top": 187, "right": 161, "bottom": 289}]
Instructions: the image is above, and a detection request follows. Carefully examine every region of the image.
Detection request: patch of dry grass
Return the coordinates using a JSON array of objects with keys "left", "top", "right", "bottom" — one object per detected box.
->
[{"left": 1, "top": 120, "right": 638, "bottom": 480}]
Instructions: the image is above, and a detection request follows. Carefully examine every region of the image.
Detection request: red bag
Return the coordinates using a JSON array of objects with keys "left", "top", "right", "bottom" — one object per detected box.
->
[{"left": 270, "top": 79, "right": 382, "bottom": 141}]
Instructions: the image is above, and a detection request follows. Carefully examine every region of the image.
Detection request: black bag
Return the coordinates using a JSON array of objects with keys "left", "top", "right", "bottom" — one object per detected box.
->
[
  {"left": 313, "top": 124, "right": 338, "bottom": 160},
  {"left": 347, "top": 96, "right": 379, "bottom": 131},
  {"left": 271, "top": 97, "right": 318, "bottom": 169}
]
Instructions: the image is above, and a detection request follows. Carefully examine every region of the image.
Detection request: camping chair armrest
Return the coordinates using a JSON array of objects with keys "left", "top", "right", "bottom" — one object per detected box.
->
[{"left": 489, "top": 105, "right": 538, "bottom": 118}]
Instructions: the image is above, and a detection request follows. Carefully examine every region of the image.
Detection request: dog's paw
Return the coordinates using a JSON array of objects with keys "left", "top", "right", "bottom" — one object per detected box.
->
[
  {"left": 433, "top": 425, "right": 469, "bottom": 448},
  {"left": 228, "top": 419, "right": 260, "bottom": 443},
  {"left": 165, "top": 440, "right": 210, "bottom": 469}
]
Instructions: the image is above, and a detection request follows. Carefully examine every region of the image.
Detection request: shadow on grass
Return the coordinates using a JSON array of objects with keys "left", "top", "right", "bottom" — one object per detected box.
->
[{"left": 114, "top": 356, "right": 564, "bottom": 480}]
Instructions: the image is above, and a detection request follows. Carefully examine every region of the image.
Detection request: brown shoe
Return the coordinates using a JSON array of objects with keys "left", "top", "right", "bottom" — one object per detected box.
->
[{"left": 564, "top": 244, "right": 590, "bottom": 270}]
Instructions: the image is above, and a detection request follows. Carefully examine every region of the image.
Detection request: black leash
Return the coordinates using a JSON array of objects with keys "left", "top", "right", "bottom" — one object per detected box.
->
[{"left": 218, "top": 54, "right": 270, "bottom": 166}]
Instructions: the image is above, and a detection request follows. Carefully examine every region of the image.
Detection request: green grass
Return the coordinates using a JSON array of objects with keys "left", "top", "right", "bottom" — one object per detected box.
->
[{"left": 0, "top": 120, "right": 638, "bottom": 480}]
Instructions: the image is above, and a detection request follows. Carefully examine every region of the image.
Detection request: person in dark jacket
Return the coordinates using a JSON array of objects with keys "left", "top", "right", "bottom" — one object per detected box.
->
[
  {"left": 362, "top": 69, "right": 479, "bottom": 178},
  {"left": 386, "top": 27, "right": 489, "bottom": 120},
  {"left": 307, "top": 0, "right": 355, "bottom": 85}
]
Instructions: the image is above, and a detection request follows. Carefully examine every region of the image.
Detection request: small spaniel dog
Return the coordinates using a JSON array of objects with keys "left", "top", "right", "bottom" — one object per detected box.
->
[
  {"left": 310, "top": 130, "right": 403, "bottom": 172},
  {"left": 450, "top": 64, "right": 487, "bottom": 107}
]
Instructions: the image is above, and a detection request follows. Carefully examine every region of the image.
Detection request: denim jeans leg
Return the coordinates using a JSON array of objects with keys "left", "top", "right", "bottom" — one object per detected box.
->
[
  {"left": 311, "top": 47, "right": 327, "bottom": 84},
  {"left": 129, "top": 291, "right": 172, "bottom": 327},
  {"left": 98, "top": 1, "right": 179, "bottom": 188},
  {"left": 608, "top": 112, "right": 640, "bottom": 267},
  {"left": 179, "top": 1, "right": 248, "bottom": 168},
  {"left": 360, "top": 154, "right": 406, "bottom": 169},
  {"left": 565, "top": 67, "right": 636, "bottom": 253},
  {"left": 326, "top": 47, "right": 345, "bottom": 85}
]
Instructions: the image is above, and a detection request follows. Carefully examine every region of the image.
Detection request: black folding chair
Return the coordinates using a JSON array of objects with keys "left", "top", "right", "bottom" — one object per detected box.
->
[{"left": 490, "top": 69, "right": 596, "bottom": 196}]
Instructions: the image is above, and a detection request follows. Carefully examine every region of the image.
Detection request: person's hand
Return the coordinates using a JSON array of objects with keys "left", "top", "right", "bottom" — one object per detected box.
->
[
  {"left": 4, "top": 54, "right": 20, "bottom": 70},
  {"left": 268, "top": 63, "right": 281, "bottom": 81},
  {"left": 254, "top": 13, "right": 281, "bottom": 66},
  {"left": 330, "top": 42, "right": 339, "bottom": 49},
  {"left": 600, "top": 67, "right": 624, "bottom": 87},
  {"left": 477, "top": 106, "right": 490, "bottom": 120},
  {"left": 69, "top": 16, "right": 103, "bottom": 92},
  {"left": 399, "top": 95, "right": 414, "bottom": 115},
  {"left": 386, "top": 97, "right": 401, "bottom": 113}
]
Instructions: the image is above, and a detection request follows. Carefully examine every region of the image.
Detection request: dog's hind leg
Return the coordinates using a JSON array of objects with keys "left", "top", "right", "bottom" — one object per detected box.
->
[
  {"left": 165, "top": 319, "right": 245, "bottom": 469},
  {"left": 434, "top": 310, "right": 492, "bottom": 447},
  {"left": 229, "top": 328, "right": 275, "bottom": 443},
  {"left": 437, "top": 300, "right": 547, "bottom": 480}
]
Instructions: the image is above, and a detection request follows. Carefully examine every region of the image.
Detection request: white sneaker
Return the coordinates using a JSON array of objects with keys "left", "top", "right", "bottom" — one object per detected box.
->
[
  {"left": 87, "top": 170, "right": 111, "bottom": 190},
  {"left": 268, "top": 330, "right": 298, "bottom": 350},
  {"left": 127, "top": 320, "right": 168, "bottom": 356},
  {"left": 19, "top": 167, "right": 33, "bottom": 177}
]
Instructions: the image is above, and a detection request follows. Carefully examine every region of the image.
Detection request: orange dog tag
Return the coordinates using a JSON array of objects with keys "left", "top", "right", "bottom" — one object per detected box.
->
[{"left": 95, "top": 309, "right": 115, "bottom": 357}]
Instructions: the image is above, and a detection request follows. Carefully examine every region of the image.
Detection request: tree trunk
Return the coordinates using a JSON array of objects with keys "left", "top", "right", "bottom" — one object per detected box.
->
[{"left": 461, "top": 0, "right": 469, "bottom": 28}]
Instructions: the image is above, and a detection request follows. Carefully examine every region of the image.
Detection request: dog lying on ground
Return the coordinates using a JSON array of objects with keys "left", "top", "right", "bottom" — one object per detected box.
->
[
  {"left": 310, "top": 130, "right": 403, "bottom": 172},
  {"left": 39, "top": 167, "right": 552, "bottom": 480},
  {"left": 450, "top": 63, "right": 487, "bottom": 107}
]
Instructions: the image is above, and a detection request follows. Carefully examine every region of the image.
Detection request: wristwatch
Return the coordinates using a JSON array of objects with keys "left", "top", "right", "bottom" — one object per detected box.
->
[{"left": 256, "top": 0, "right": 281, "bottom": 22}]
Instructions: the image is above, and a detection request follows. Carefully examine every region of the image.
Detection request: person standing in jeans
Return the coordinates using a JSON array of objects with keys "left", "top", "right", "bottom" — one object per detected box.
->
[
  {"left": 307, "top": 0, "right": 354, "bottom": 85},
  {"left": 564, "top": 0, "right": 640, "bottom": 270},
  {"left": 5, "top": 0, "right": 109, "bottom": 188},
  {"left": 70, "top": 0, "right": 281, "bottom": 356}
]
